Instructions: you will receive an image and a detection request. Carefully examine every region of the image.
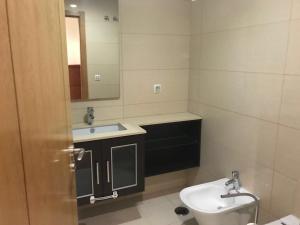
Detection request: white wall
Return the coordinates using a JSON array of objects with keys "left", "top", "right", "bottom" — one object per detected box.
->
[{"left": 188, "top": 0, "right": 300, "bottom": 223}]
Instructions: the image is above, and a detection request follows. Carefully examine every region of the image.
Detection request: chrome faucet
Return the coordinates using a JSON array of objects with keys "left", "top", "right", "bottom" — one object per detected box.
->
[
  {"left": 85, "top": 107, "right": 95, "bottom": 125},
  {"left": 225, "top": 170, "right": 241, "bottom": 191},
  {"left": 221, "top": 192, "right": 259, "bottom": 224}
]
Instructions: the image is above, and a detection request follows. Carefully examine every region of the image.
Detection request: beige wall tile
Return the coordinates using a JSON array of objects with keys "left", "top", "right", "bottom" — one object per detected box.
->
[
  {"left": 270, "top": 172, "right": 297, "bottom": 218},
  {"left": 72, "top": 106, "right": 123, "bottom": 124},
  {"left": 292, "top": 0, "right": 300, "bottom": 19},
  {"left": 285, "top": 20, "right": 300, "bottom": 75},
  {"left": 198, "top": 22, "right": 289, "bottom": 73},
  {"left": 124, "top": 101, "right": 187, "bottom": 118},
  {"left": 191, "top": 0, "right": 203, "bottom": 34},
  {"left": 145, "top": 171, "right": 188, "bottom": 195},
  {"left": 201, "top": 0, "right": 291, "bottom": 33},
  {"left": 279, "top": 76, "right": 300, "bottom": 129},
  {"left": 244, "top": 165, "right": 273, "bottom": 211},
  {"left": 71, "top": 98, "right": 123, "bottom": 109},
  {"left": 120, "top": 0, "right": 191, "bottom": 35},
  {"left": 87, "top": 42, "right": 119, "bottom": 65},
  {"left": 190, "top": 35, "right": 202, "bottom": 69},
  {"left": 124, "top": 70, "right": 188, "bottom": 105},
  {"left": 187, "top": 167, "right": 219, "bottom": 186},
  {"left": 190, "top": 104, "right": 277, "bottom": 171},
  {"left": 294, "top": 182, "right": 300, "bottom": 218},
  {"left": 189, "top": 70, "right": 283, "bottom": 122},
  {"left": 89, "top": 84, "right": 120, "bottom": 99},
  {"left": 259, "top": 209, "right": 277, "bottom": 225},
  {"left": 275, "top": 126, "right": 300, "bottom": 180},
  {"left": 86, "top": 21, "right": 119, "bottom": 43},
  {"left": 122, "top": 34, "right": 190, "bottom": 70}
]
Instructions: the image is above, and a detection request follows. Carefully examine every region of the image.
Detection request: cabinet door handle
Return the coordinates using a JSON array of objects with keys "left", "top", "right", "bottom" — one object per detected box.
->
[
  {"left": 96, "top": 162, "right": 100, "bottom": 185},
  {"left": 90, "top": 191, "right": 118, "bottom": 204},
  {"left": 65, "top": 145, "right": 86, "bottom": 161},
  {"left": 106, "top": 161, "right": 111, "bottom": 183}
]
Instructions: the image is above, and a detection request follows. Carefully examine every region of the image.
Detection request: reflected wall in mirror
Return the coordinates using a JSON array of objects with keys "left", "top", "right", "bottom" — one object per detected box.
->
[{"left": 64, "top": 0, "right": 120, "bottom": 101}]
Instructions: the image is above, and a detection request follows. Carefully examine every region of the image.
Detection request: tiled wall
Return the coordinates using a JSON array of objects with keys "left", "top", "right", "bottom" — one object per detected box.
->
[
  {"left": 71, "top": 0, "right": 190, "bottom": 124},
  {"left": 188, "top": 0, "right": 300, "bottom": 222}
]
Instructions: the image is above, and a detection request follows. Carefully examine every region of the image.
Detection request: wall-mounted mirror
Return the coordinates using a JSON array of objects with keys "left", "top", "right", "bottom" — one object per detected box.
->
[{"left": 64, "top": 0, "right": 120, "bottom": 101}]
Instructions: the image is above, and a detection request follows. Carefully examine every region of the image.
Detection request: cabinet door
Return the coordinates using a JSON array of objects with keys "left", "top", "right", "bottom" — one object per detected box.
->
[
  {"left": 74, "top": 141, "right": 104, "bottom": 204},
  {"left": 75, "top": 150, "right": 94, "bottom": 198},
  {"left": 102, "top": 135, "right": 145, "bottom": 196}
]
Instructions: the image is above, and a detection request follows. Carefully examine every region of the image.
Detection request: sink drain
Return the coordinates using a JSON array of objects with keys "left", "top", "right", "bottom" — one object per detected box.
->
[{"left": 175, "top": 206, "right": 189, "bottom": 216}]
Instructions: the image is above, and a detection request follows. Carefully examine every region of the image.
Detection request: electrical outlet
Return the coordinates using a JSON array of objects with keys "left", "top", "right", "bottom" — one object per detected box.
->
[
  {"left": 94, "top": 74, "right": 101, "bottom": 81},
  {"left": 153, "top": 84, "right": 161, "bottom": 94}
]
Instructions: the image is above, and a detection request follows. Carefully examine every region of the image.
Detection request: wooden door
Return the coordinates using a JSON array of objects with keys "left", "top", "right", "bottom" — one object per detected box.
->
[
  {"left": 6, "top": 0, "right": 78, "bottom": 225},
  {"left": 0, "top": 1, "right": 30, "bottom": 225}
]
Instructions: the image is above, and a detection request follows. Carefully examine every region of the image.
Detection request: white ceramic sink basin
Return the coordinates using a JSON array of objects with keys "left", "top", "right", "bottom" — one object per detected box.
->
[
  {"left": 180, "top": 178, "right": 255, "bottom": 214},
  {"left": 180, "top": 178, "right": 258, "bottom": 225},
  {"left": 72, "top": 123, "right": 127, "bottom": 137}
]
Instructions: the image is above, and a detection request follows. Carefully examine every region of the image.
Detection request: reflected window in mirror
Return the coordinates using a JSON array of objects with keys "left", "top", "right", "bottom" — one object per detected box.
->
[{"left": 64, "top": 0, "right": 120, "bottom": 101}]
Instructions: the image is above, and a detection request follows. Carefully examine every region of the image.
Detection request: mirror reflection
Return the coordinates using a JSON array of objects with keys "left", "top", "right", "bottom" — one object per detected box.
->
[{"left": 64, "top": 0, "right": 120, "bottom": 101}]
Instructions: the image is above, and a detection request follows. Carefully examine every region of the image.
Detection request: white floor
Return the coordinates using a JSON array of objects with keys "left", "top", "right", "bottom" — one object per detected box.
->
[{"left": 79, "top": 192, "right": 198, "bottom": 225}]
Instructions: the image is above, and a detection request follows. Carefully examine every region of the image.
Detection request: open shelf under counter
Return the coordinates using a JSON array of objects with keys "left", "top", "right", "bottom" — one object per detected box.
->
[{"left": 141, "top": 119, "right": 201, "bottom": 177}]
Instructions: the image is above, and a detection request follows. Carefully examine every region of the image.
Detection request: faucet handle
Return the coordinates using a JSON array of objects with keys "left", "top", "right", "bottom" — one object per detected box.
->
[{"left": 232, "top": 170, "right": 239, "bottom": 179}]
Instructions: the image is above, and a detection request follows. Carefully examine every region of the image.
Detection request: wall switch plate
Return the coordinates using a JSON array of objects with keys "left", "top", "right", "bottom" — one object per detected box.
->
[
  {"left": 94, "top": 74, "right": 101, "bottom": 81},
  {"left": 153, "top": 84, "right": 161, "bottom": 94}
]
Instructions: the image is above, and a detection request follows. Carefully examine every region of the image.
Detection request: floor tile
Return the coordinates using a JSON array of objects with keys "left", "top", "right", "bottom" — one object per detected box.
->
[{"left": 79, "top": 193, "right": 197, "bottom": 225}]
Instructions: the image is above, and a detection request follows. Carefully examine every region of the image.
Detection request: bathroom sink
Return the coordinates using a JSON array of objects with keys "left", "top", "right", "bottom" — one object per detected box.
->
[
  {"left": 72, "top": 123, "right": 127, "bottom": 137},
  {"left": 180, "top": 178, "right": 258, "bottom": 225},
  {"left": 180, "top": 178, "right": 255, "bottom": 214}
]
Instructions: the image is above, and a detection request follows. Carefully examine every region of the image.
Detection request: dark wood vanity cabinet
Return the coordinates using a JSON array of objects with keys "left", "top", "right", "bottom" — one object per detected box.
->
[
  {"left": 142, "top": 120, "right": 201, "bottom": 177},
  {"left": 74, "top": 135, "right": 145, "bottom": 205},
  {"left": 73, "top": 119, "right": 201, "bottom": 205}
]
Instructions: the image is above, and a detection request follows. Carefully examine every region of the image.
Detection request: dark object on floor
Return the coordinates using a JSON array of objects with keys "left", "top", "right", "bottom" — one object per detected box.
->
[{"left": 175, "top": 206, "right": 190, "bottom": 216}]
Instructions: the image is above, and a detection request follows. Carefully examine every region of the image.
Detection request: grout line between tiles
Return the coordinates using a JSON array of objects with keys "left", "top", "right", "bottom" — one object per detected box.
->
[
  {"left": 190, "top": 100, "right": 300, "bottom": 132},
  {"left": 122, "top": 68, "right": 190, "bottom": 72},
  {"left": 190, "top": 68, "right": 285, "bottom": 76},
  {"left": 193, "top": 19, "right": 290, "bottom": 36},
  {"left": 121, "top": 32, "right": 191, "bottom": 37}
]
